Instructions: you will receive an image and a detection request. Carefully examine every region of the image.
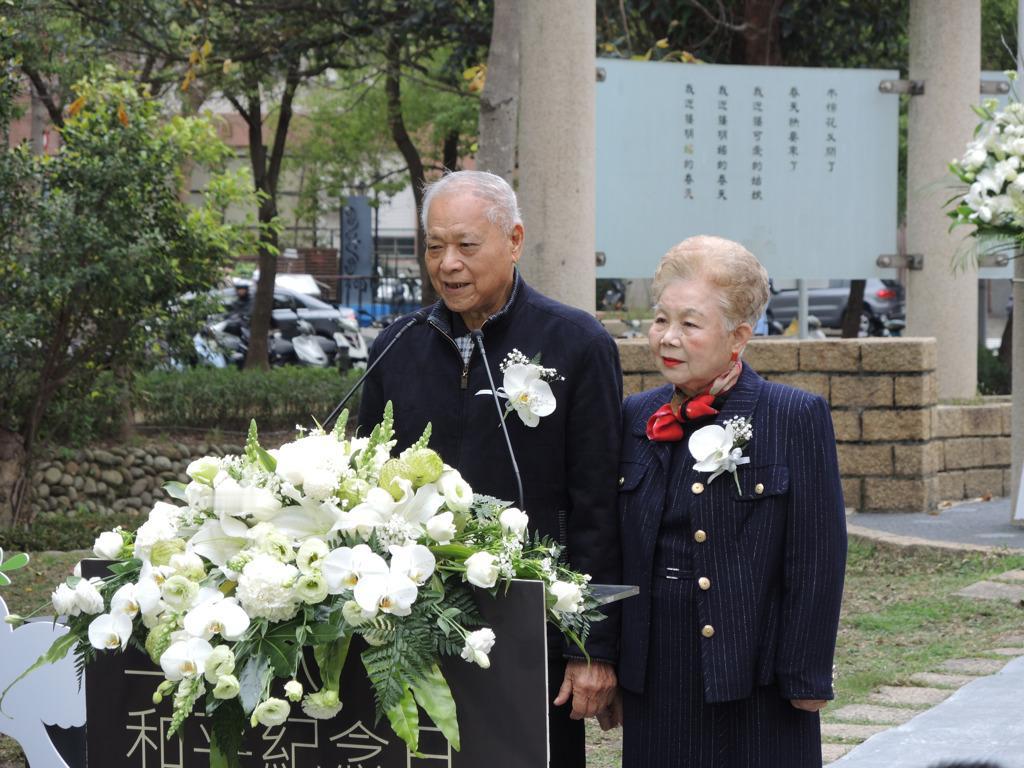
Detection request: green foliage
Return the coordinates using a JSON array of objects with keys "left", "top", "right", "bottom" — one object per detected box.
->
[
  {"left": 0, "top": 507, "right": 144, "bottom": 552},
  {"left": 410, "top": 665, "right": 460, "bottom": 751},
  {"left": 981, "top": 0, "right": 1018, "bottom": 71},
  {"left": 977, "top": 344, "right": 1011, "bottom": 395},
  {"left": 385, "top": 687, "right": 420, "bottom": 753},
  {"left": 135, "top": 367, "right": 362, "bottom": 433},
  {"left": 0, "top": 71, "right": 257, "bottom": 455}
]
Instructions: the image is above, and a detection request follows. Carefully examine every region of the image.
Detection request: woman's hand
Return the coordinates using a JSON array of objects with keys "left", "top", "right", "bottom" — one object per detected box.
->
[{"left": 790, "top": 699, "right": 828, "bottom": 712}]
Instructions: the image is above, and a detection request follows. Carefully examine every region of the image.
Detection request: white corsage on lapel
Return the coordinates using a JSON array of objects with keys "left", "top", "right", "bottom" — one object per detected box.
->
[
  {"left": 688, "top": 416, "right": 753, "bottom": 493},
  {"left": 477, "top": 348, "right": 564, "bottom": 428}
]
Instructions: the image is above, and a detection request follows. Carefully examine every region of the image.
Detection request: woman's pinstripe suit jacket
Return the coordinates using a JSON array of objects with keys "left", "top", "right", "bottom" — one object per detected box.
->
[{"left": 617, "top": 364, "right": 847, "bottom": 703}]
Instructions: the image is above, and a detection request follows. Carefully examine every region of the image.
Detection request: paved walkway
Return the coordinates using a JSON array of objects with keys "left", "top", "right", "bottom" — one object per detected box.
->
[
  {"left": 847, "top": 496, "right": 1024, "bottom": 551},
  {"left": 831, "top": 654, "right": 1024, "bottom": 768},
  {"left": 824, "top": 496, "right": 1024, "bottom": 766}
]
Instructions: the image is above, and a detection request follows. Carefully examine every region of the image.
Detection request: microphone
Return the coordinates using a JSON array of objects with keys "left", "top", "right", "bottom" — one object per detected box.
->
[
  {"left": 321, "top": 310, "right": 427, "bottom": 431},
  {"left": 470, "top": 329, "right": 525, "bottom": 510}
]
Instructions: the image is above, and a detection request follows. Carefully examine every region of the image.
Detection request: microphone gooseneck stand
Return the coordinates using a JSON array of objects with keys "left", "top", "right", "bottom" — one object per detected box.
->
[
  {"left": 321, "top": 311, "right": 426, "bottom": 432},
  {"left": 470, "top": 329, "right": 525, "bottom": 511}
]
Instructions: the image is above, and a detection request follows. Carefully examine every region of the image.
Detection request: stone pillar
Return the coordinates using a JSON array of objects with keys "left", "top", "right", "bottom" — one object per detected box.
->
[
  {"left": 517, "top": 0, "right": 596, "bottom": 312},
  {"left": 1011, "top": 0, "right": 1024, "bottom": 524},
  {"left": 905, "top": 0, "right": 980, "bottom": 399}
]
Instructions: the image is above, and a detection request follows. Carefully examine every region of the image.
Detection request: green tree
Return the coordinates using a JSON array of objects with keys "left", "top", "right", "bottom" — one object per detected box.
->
[{"left": 0, "top": 73, "right": 255, "bottom": 526}]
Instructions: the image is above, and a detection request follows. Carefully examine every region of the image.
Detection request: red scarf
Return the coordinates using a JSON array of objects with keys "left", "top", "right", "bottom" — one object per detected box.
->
[{"left": 645, "top": 360, "right": 742, "bottom": 442}]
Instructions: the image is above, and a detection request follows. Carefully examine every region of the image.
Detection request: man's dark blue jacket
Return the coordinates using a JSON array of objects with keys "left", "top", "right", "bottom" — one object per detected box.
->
[
  {"left": 618, "top": 365, "right": 846, "bottom": 702},
  {"left": 358, "top": 277, "right": 623, "bottom": 661}
]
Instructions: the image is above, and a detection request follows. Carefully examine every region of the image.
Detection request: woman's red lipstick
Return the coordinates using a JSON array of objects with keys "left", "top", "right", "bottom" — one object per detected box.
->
[{"left": 661, "top": 357, "right": 682, "bottom": 368}]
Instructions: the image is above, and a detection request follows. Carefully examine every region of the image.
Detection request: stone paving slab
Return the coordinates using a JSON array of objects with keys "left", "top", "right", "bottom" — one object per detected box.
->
[
  {"left": 907, "top": 672, "right": 975, "bottom": 688},
  {"left": 823, "top": 743, "right": 855, "bottom": 762},
  {"left": 993, "top": 568, "right": 1024, "bottom": 583},
  {"left": 831, "top": 656, "right": 1024, "bottom": 767},
  {"left": 867, "top": 686, "right": 950, "bottom": 707},
  {"left": 953, "top": 580, "right": 1024, "bottom": 601},
  {"left": 939, "top": 657, "right": 1008, "bottom": 675},
  {"left": 830, "top": 704, "right": 918, "bottom": 725},
  {"left": 991, "top": 646, "right": 1024, "bottom": 656},
  {"left": 822, "top": 723, "right": 889, "bottom": 741}
]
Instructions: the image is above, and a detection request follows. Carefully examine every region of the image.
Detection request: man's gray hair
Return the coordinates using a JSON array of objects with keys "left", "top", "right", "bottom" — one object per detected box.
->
[{"left": 421, "top": 170, "right": 523, "bottom": 236}]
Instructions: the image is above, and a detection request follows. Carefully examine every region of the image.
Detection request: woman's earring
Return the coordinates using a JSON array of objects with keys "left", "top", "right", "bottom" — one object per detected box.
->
[{"left": 730, "top": 350, "right": 739, "bottom": 363}]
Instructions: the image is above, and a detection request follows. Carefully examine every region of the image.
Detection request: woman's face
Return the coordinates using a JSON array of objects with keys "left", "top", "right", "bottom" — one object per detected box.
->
[{"left": 648, "top": 277, "right": 751, "bottom": 395}]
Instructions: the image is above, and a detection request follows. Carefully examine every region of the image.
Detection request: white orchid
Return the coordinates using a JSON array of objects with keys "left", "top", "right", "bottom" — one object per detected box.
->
[
  {"left": 388, "top": 544, "right": 436, "bottom": 585},
  {"left": 476, "top": 349, "right": 561, "bottom": 428},
  {"left": 88, "top": 613, "right": 133, "bottom": 651},
  {"left": 688, "top": 422, "right": 752, "bottom": 491},
  {"left": 183, "top": 595, "right": 250, "bottom": 641},
  {"left": 323, "top": 544, "right": 388, "bottom": 594},
  {"left": 354, "top": 567, "right": 419, "bottom": 618},
  {"left": 160, "top": 637, "right": 215, "bottom": 681},
  {"left": 109, "top": 583, "right": 141, "bottom": 619}
]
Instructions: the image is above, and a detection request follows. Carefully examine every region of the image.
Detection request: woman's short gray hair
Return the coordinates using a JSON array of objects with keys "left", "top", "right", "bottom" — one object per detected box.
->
[
  {"left": 651, "top": 235, "right": 770, "bottom": 330},
  {"left": 421, "top": 170, "right": 523, "bottom": 235}
]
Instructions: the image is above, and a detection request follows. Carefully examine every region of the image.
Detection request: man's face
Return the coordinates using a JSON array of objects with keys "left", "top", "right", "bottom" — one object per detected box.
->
[{"left": 425, "top": 192, "right": 523, "bottom": 327}]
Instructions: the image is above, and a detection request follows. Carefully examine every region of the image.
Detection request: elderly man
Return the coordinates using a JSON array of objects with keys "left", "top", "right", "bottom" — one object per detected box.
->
[{"left": 358, "top": 170, "right": 622, "bottom": 766}]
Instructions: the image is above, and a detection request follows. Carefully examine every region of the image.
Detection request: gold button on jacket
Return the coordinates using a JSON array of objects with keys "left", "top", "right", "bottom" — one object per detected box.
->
[
  {"left": 691, "top": 481, "right": 704, "bottom": 494},
  {"left": 701, "top": 624, "right": 715, "bottom": 638},
  {"left": 698, "top": 577, "right": 711, "bottom": 590},
  {"left": 693, "top": 529, "right": 707, "bottom": 543}
]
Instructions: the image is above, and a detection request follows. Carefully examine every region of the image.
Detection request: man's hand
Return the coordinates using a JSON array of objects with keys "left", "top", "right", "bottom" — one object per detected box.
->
[
  {"left": 790, "top": 699, "right": 828, "bottom": 712},
  {"left": 553, "top": 660, "right": 617, "bottom": 720},
  {"left": 596, "top": 689, "right": 623, "bottom": 731}
]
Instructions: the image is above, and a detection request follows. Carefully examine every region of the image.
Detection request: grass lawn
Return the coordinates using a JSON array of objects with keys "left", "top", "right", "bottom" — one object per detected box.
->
[{"left": 0, "top": 537, "right": 1021, "bottom": 767}]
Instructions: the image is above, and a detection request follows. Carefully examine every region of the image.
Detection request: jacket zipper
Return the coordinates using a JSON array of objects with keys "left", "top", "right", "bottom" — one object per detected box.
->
[{"left": 428, "top": 318, "right": 471, "bottom": 388}]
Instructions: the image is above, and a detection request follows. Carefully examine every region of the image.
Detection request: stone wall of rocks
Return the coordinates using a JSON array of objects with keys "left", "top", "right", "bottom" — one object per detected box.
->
[
  {"left": 31, "top": 442, "right": 242, "bottom": 519},
  {"left": 617, "top": 336, "right": 1011, "bottom": 513}
]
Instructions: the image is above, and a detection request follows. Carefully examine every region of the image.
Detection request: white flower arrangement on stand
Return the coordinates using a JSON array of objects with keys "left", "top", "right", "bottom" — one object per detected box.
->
[
  {"left": 3, "top": 404, "right": 601, "bottom": 767},
  {"left": 947, "top": 71, "right": 1024, "bottom": 261}
]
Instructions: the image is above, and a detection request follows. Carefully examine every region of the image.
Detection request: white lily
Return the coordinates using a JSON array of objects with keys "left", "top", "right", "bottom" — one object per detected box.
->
[
  {"left": 188, "top": 518, "right": 248, "bottom": 569},
  {"left": 338, "top": 487, "right": 397, "bottom": 539}
]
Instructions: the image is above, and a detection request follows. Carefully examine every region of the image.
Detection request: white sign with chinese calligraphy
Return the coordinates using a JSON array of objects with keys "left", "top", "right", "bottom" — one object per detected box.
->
[{"left": 596, "top": 59, "right": 899, "bottom": 279}]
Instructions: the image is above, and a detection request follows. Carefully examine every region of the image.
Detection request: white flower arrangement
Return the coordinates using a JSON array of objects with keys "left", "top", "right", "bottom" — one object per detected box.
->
[
  {"left": 477, "top": 348, "right": 564, "bottom": 428},
  {"left": 948, "top": 71, "right": 1024, "bottom": 261},
  {"left": 688, "top": 416, "right": 753, "bottom": 493},
  {"left": 7, "top": 403, "right": 600, "bottom": 764}
]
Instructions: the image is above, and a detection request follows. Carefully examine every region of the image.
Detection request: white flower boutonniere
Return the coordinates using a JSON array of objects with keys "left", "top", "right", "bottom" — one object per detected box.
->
[
  {"left": 477, "top": 349, "right": 564, "bottom": 428},
  {"left": 688, "top": 416, "right": 753, "bottom": 492}
]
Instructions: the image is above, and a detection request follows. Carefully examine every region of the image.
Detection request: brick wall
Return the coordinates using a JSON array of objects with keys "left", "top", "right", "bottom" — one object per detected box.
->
[{"left": 616, "top": 337, "right": 1011, "bottom": 513}]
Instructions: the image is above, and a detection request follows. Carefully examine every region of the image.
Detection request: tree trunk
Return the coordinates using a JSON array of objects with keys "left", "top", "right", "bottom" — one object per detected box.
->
[
  {"left": 741, "top": 0, "right": 783, "bottom": 65},
  {"left": 386, "top": 37, "right": 435, "bottom": 306},
  {"left": 0, "top": 429, "right": 27, "bottom": 530},
  {"left": 476, "top": 0, "right": 520, "bottom": 183},
  {"left": 842, "top": 279, "right": 867, "bottom": 338},
  {"left": 442, "top": 129, "right": 460, "bottom": 173}
]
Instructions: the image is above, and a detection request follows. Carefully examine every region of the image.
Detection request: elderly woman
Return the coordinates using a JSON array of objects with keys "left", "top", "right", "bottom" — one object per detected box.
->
[{"left": 614, "top": 236, "right": 846, "bottom": 767}]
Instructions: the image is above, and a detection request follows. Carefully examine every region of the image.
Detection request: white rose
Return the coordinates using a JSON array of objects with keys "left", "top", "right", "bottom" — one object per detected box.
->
[
  {"left": 464, "top": 552, "right": 499, "bottom": 589},
  {"left": 426, "top": 511, "right": 456, "bottom": 544},
  {"left": 549, "top": 580, "right": 584, "bottom": 613},
  {"left": 460, "top": 627, "right": 496, "bottom": 669},
  {"left": 498, "top": 508, "right": 530, "bottom": 540},
  {"left": 252, "top": 698, "right": 291, "bottom": 727},
  {"left": 93, "top": 530, "right": 125, "bottom": 560}
]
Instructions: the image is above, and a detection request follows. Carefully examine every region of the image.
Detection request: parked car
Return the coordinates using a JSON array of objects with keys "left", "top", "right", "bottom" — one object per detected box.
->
[
  {"left": 217, "top": 281, "right": 369, "bottom": 366},
  {"left": 767, "top": 279, "right": 905, "bottom": 335}
]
